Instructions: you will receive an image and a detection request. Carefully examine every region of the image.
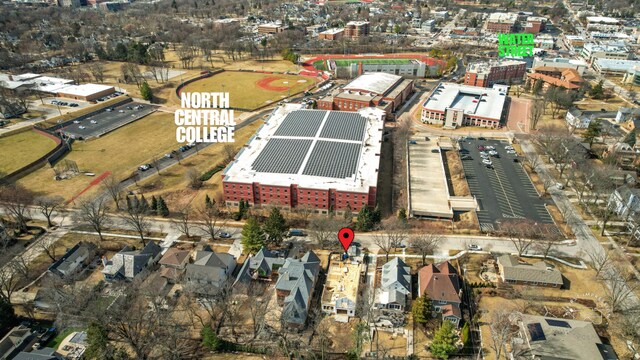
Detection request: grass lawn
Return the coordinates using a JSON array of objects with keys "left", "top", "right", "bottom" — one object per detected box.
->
[
  {"left": 130, "top": 120, "right": 264, "bottom": 210},
  {"left": 18, "top": 112, "right": 178, "bottom": 201},
  {"left": 0, "top": 130, "right": 58, "bottom": 174},
  {"left": 181, "top": 72, "right": 315, "bottom": 110},
  {"left": 313, "top": 60, "right": 326, "bottom": 71},
  {"left": 333, "top": 58, "right": 412, "bottom": 67},
  {"left": 47, "top": 327, "right": 82, "bottom": 350}
]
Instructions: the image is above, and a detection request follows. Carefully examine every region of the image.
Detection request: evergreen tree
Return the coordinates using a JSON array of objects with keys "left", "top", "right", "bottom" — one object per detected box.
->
[
  {"left": 429, "top": 321, "right": 458, "bottom": 359},
  {"left": 126, "top": 196, "right": 132, "bottom": 211},
  {"left": 235, "top": 199, "right": 247, "bottom": 220},
  {"left": 355, "top": 206, "right": 374, "bottom": 231},
  {"left": 139, "top": 194, "right": 149, "bottom": 213},
  {"left": 263, "top": 208, "right": 289, "bottom": 246},
  {"left": 171, "top": 0, "right": 178, "bottom": 11},
  {"left": 139, "top": 81, "right": 153, "bottom": 101},
  {"left": 461, "top": 322, "right": 470, "bottom": 347},
  {"left": 151, "top": 195, "right": 158, "bottom": 213},
  {"left": 624, "top": 129, "right": 637, "bottom": 147},
  {"left": 84, "top": 321, "right": 110, "bottom": 360},
  {"left": 157, "top": 196, "right": 169, "bottom": 217},
  {"left": 372, "top": 205, "right": 382, "bottom": 225},
  {"left": 201, "top": 326, "right": 223, "bottom": 351},
  {"left": 0, "top": 297, "right": 15, "bottom": 331},
  {"left": 398, "top": 208, "right": 408, "bottom": 223},
  {"left": 590, "top": 80, "right": 605, "bottom": 99},
  {"left": 343, "top": 204, "right": 353, "bottom": 222},
  {"left": 411, "top": 295, "right": 432, "bottom": 324},
  {"left": 582, "top": 119, "right": 602, "bottom": 146},
  {"left": 205, "top": 194, "right": 213, "bottom": 208},
  {"left": 241, "top": 217, "right": 265, "bottom": 254}
]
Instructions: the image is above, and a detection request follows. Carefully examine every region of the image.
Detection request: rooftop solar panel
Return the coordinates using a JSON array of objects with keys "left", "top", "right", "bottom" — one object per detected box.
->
[
  {"left": 302, "top": 141, "right": 361, "bottom": 178},
  {"left": 545, "top": 319, "right": 571, "bottom": 328},
  {"left": 273, "top": 110, "right": 326, "bottom": 137},
  {"left": 319, "top": 112, "right": 367, "bottom": 141},
  {"left": 251, "top": 138, "right": 312, "bottom": 174},
  {"left": 527, "top": 323, "right": 546, "bottom": 342}
]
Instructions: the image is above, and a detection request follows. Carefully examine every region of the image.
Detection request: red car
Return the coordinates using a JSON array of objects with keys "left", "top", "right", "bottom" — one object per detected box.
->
[{"left": 477, "top": 145, "right": 485, "bottom": 151}]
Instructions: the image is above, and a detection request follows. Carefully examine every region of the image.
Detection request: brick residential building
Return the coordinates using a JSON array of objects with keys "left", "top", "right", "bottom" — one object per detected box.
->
[
  {"left": 222, "top": 105, "right": 385, "bottom": 215},
  {"left": 486, "top": 12, "right": 518, "bottom": 33},
  {"left": 318, "top": 28, "right": 344, "bottom": 40},
  {"left": 527, "top": 66, "right": 584, "bottom": 90},
  {"left": 344, "top": 21, "right": 369, "bottom": 38},
  {"left": 464, "top": 60, "right": 527, "bottom": 87},
  {"left": 317, "top": 72, "right": 414, "bottom": 118},
  {"left": 523, "top": 16, "right": 546, "bottom": 33},
  {"left": 258, "top": 23, "right": 285, "bottom": 34}
]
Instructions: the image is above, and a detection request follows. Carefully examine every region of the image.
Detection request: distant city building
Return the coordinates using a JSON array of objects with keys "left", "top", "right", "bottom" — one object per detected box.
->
[
  {"left": 318, "top": 72, "right": 414, "bottom": 117},
  {"left": 581, "top": 43, "right": 630, "bottom": 64},
  {"left": 534, "top": 34, "right": 555, "bottom": 50},
  {"left": 564, "top": 35, "right": 586, "bottom": 50},
  {"left": 524, "top": 16, "right": 547, "bottom": 33},
  {"left": 56, "top": 84, "right": 115, "bottom": 101},
  {"left": 532, "top": 57, "right": 588, "bottom": 75},
  {"left": 527, "top": 67, "right": 584, "bottom": 91},
  {"left": 213, "top": 18, "right": 240, "bottom": 30},
  {"left": 421, "top": 82, "right": 508, "bottom": 129},
  {"left": 344, "top": 21, "right": 369, "bottom": 38},
  {"left": 464, "top": 60, "right": 527, "bottom": 87},
  {"left": 430, "top": 10, "right": 449, "bottom": 20},
  {"left": 486, "top": 12, "right": 519, "bottom": 33},
  {"left": 585, "top": 16, "right": 621, "bottom": 31},
  {"left": 318, "top": 28, "right": 344, "bottom": 40},
  {"left": 258, "top": 23, "right": 285, "bottom": 34},
  {"left": 593, "top": 59, "right": 640, "bottom": 75},
  {"left": 623, "top": 65, "right": 640, "bottom": 86},
  {"left": 421, "top": 19, "right": 436, "bottom": 32}
]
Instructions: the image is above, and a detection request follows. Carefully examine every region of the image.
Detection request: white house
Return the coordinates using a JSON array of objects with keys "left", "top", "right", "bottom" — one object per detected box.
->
[
  {"left": 375, "top": 258, "right": 412, "bottom": 311},
  {"left": 608, "top": 185, "right": 640, "bottom": 219},
  {"left": 565, "top": 108, "right": 592, "bottom": 129}
]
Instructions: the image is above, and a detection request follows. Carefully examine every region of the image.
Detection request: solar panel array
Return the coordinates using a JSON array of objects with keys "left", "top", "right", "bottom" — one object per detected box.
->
[
  {"left": 527, "top": 323, "right": 546, "bottom": 342},
  {"left": 319, "top": 112, "right": 367, "bottom": 141},
  {"left": 545, "top": 319, "right": 571, "bottom": 328},
  {"left": 273, "top": 110, "right": 326, "bottom": 137},
  {"left": 251, "top": 138, "right": 312, "bottom": 174},
  {"left": 303, "top": 141, "right": 361, "bottom": 178}
]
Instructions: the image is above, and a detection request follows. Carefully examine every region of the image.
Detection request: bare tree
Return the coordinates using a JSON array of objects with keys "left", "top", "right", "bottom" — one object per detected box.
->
[
  {"left": 223, "top": 144, "right": 237, "bottom": 162},
  {"left": 524, "top": 153, "right": 541, "bottom": 173},
  {"left": 604, "top": 267, "right": 638, "bottom": 313},
  {"left": 172, "top": 206, "right": 193, "bottom": 239},
  {"left": 489, "top": 308, "right": 518, "bottom": 360},
  {"left": 121, "top": 205, "right": 151, "bottom": 246},
  {"left": 533, "top": 225, "right": 564, "bottom": 259},
  {"left": 152, "top": 157, "right": 162, "bottom": 175},
  {"left": 499, "top": 219, "right": 537, "bottom": 256},
  {"left": 373, "top": 219, "right": 408, "bottom": 262},
  {"left": 75, "top": 197, "right": 111, "bottom": 242},
  {"left": 309, "top": 217, "right": 343, "bottom": 249},
  {"left": 186, "top": 168, "right": 203, "bottom": 189},
  {"left": 0, "top": 255, "right": 28, "bottom": 303},
  {"left": 34, "top": 195, "right": 64, "bottom": 228},
  {"left": 587, "top": 247, "right": 613, "bottom": 279},
  {"left": 409, "top": 232, "right": 443, "bottom": 265},
  {"left": 530, "top": 99, "right": 544, "bottom": 130},
  {"left": 0, "top": 184, "right": 33, "bottom": 234},
  {"left": 101, "top": 175, "right": 123, "bottom": 211},
  {"left": 88, "top": 62, "right": 106, "bottom": 83},
  {"left": 196, "top": 205, "right": 226, "bottom": 240}
]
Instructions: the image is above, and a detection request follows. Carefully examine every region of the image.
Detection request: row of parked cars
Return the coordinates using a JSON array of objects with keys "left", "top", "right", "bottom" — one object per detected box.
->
[
  {"left": 51, "top": 100, "right": 79, "bottom": 107},
  {"left": 96, "top": 92, "right": 124, "bottom": 102}
]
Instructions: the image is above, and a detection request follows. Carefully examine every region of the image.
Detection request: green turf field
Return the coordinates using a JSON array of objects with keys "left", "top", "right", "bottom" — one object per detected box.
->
[
  {"left": 0, "top": 130, "right": 58, "bottom": 175},
  {"left": 332, "top": 58, "right": 413, "bottom": 67}
]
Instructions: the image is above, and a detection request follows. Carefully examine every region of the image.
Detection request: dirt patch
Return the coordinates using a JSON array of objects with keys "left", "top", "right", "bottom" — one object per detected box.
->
[
  {"left": 446, "top": 150, "right": 470, "bottom": 196},
  {"left": 255, "top": 76, "right": 291, "bottom": 92}
]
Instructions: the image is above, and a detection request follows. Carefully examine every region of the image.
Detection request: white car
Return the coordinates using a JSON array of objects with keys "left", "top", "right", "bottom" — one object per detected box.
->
[
  {"left": 506, "top": 150, "right": 517, "bottom": 154},
  {"left": 504, "top": 145, "right": 514, "bottom": 150},
  {"left": 468, "top": 244, "right": 482, "bottom": 251},
  {"left": 485, "top": 146, "right": 495, "bottom": 150},
  {"left": 90, "top": 120, "right": 97, "bottom": 124},
  {"left": 118, "top": 110, "right": 125, "bottom": 113},
  {"left": 479, "top": 151, "right": 488, "bottom": 157},
  {"left": 78, "top": 125, "right": 86, "bottom": 129},
  {"left": 488, "top": 150, "right": 498, "bottom": 156},
  {"left": 73, "top": 120, "right": 80, "bottom": 124},
  {"left": 482, "top": 158, "right": 492, "bottom": 165}
]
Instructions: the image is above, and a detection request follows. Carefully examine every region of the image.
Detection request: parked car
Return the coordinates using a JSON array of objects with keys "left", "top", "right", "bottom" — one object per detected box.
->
[
  {"left": 138, "top": 164, "right": 152, "bottom": 171},
  {"left": 506, "top": 150, "right": 516, "bottom": 154},
  {"left": 118, "top": 110, "right": 124, "bottom": 113},
  {"left": 477, "top": 145, "right": 485, "bottom": 151},
  {"left": 409, "top": 140, "right": 417, "bottom": 145},
  {"left": 478, "top": 137, "right": 487, "bottom": 140},
  {"left": 78, "top": 126, "right": 85, "bottom": 129},
  {"left": 164, "top": 153, "right": 173, "bottom": 159},
  {"left": 90, "top": 120, "right": 97, "bottom": 124},
  {"left": 288, "top": 229, "right": 306, "bottom": 236},
  {"left": 482, "top": 158, "right": 492, "bottom": 165},
  {"left": 461, "top": 155, "right": 472, "bottom": 160},
  {"left": 73, "top": 120, "right": 80, "bottom": 124},
  {"left": 219, "top": 232, "right": 232, "bottom": 238},
  {"left": 468, "top": 244, "right": 482, "bottom": 251},
  {"left": 106, "top": 108, "right": 113, "bottom": 112}
]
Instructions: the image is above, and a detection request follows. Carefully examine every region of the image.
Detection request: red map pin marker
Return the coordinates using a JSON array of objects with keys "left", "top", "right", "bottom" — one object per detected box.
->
[{"left": 338, "top": 227, "right": 355, "bottom": 252}]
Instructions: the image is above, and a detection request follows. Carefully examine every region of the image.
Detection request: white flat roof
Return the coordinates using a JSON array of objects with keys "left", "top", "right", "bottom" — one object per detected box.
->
[
  {"left": 586, "top": 16, "right": 620, "bottom": 24},
  {"left": 343, "top": 72, "right": 402, "bottom": 95},
  {"left": 423, "top": 82, "right": 507, "bottom": 121},
  {"left": 0, "top": 73, "right": 73, "bottom": 92},
  {"left": 488, "top": 12, "right": 518, "bottom": 23},
  {"left": 223, "top": 104, "right": 385, "bottom": 193},
  {"left": 57, "top": 84, "right": 114, "bottom": 96},
  {"left": 320, "top": 28, "right": 344, "bottom": 35},
  {"left": 467, "top": 60, "right": 526, "bottom": 74}
]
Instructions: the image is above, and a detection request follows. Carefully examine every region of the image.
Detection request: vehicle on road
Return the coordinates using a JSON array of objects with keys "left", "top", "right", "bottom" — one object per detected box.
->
[
  {"left": 468, "top": 244, "right": 482, "bottom": 251},
  {"left": 138, "top": 164, "right": 152, "bottom": 171},
  {"left": 219, "top": 232, "right": 232, "bottom": 238}
]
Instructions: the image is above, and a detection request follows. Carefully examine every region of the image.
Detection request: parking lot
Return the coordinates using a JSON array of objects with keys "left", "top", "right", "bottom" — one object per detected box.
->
[
  {"left": 459, "top": 138, "right": 556, "bottom": 232},
  {"left": 60, "top": 102, "right": 158, "bottom": 140}
]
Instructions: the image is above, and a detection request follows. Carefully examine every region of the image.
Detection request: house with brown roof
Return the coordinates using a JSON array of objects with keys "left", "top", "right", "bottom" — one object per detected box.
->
[
  {"left": 527, "top": 66, "right": 584, "bottom": 91},
  {"left": 418, "top": 261, "right": 463, "bottom": 327},
  {"left": 158, "top": 248, "right": 191, "bottom": 283},
  {"left": 497, "top": 255, "right": 563, "bottom": 287}
]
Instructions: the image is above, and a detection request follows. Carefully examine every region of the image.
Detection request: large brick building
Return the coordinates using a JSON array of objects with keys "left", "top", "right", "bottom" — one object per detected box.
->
[
  {"left": 222, "top": 105, "right": 386, "bottom": 215},
  {"left": 464, "top": 60, "right": 526, "bottom": 87},
  {"left": 421, "top": 82, "right": 508, "bottom": 129},
  {"left": 523, "top": 16, "right": 546, "bottom": 33},
  {"left": 317, "top": 72, "right": 414, "bottom": 119},
  {"left": 318, "top": 28, "right": 344, "bottom": 40},
  {"left": 485, "top": 12, "right": 518, "bottom": 33},
  {"left": 344, "top": 21, "right": 369, "bottom": 38}
]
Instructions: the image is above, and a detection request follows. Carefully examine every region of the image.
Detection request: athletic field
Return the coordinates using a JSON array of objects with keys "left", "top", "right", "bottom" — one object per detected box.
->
[
  {"left": 0, "top": 130, "right": 58, "bottom": 174},
  {"left": 332, "top": 58, "right": 413, "bottom": 67},
  {"left": 180, "top": 71, "right": 315, "bottom": 110}
]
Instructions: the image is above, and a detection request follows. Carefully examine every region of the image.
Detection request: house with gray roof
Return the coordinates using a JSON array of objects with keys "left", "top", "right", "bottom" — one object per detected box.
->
[
  {"left": 275, "top": 251, "right": 321, "bottom": 329},
  {"left": 48, "top": 242, "right": 96, "bottom": 278},
  {"left": 516, "top": 314, "right": 618, "bottom": 359},
  {"left": 234, "top": 247, "right": 286, "bottom": 285},
  {"left": 608, "top": 185, "right": 640, "bottom": 219},
  {"left": 497, "top": 255, "right": 563, "bottom": 288},
  {"left": 13, "top": 347, "right": 62, "bottom": 360},
  {"left": 0, "top": 325, "right": 34, "bottom": 360},
  {"left": 185, "top": 246, "right": 236, "bottom": 293},
  {"left": 101, "top": 242, "right": 162, "bottom": 281},
  {"left": 375, "top": 257, "right": 411, "bottom": 311}
]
